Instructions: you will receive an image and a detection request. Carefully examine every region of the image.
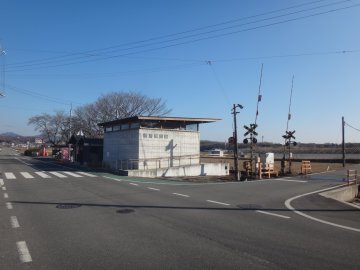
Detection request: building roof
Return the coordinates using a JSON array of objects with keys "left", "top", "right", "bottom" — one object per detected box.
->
[{"left": 98, "top": 115, "right": 221, "bottom": 127}]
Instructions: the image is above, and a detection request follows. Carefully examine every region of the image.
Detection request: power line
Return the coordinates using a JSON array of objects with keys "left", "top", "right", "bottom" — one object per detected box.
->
[
  {"left": 6, "top": 0, "right": 331, "bottom": 68},
  {"left": 5, "top": 83, "right": 83, "bottom": 106},
  {"left": 5, "top": 0, "right": 359, "bottom": 72},
  {"left": 345, "top": 122, "right": 360, "bottom": 132}
]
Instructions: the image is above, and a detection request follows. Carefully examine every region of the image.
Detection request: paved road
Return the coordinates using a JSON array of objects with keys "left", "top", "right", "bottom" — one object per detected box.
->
[{"left": 0, "top": 147, "right": 359, "bottom": 269}]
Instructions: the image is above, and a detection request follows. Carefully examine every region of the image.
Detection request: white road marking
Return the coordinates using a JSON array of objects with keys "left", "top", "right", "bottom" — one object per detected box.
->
[
  {"left": 15, "top": 158, "right": 31, "bottom": 166},
  {"left": 20, "top": 172, "right": 34, "bottom": 179},
  {"left": 206, "top": 200, "right": 231, "bottom": 206},
  {"left": 16, "top": 241, "right": 32, "bottom": 263},
  {"left": 4, "top": 193, "right": 9, "bottom": 199},
  {"left": 285, "top": 184, "right": 360, "bottom": 233},
  {"left": 5, "top": 172, "right": 16, "bottom": 179},
  {"left": 103, "top": 176, "right": 122, "bottom": 182},
  {"left": 147, "top": 187, "right": 160, "bottom": 191},
  {"left": 129, "top": 183, "right": 139, "bottom": 186},
  {"left": 0, "top": 178, "right": 4, "bottom": 185},
  {"left": 6, "top": 202, "right": 13, "bottom": 209},
  {"left": 63, "top": 172, "right": 83, "bottom": 178},
  {"left": 76, "top": 172, "right": 97, "bottom": 177},
  {"left": 2, "top": 186, "right": 6, "bottom": 191},
  {"left": 35, "top": 172, "right": 51, "bottom": 178},
  {"left": 49, "top": 172, "right": 68, "bottom": 178},
  {"left": 173, "top": 193, "right": 190, "bottom": 198},
  {"left": 10, "top": 216, "right": 20, "bottom": 228},
  {"left": 256, "top": 210, "right": 291, "bottom": 219},
  {"left": 271, "top": 179, "right": 307, "bottom": 183}
]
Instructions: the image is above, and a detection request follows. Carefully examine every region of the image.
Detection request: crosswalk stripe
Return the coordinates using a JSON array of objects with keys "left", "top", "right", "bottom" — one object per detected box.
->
[
  {"left": 76, "top": 172, "right": 97, "bottom": 177},
  {"left": 5, "top": 172, "right": 16, "bottom": 179},
  {"left": 62, "top": 172, "right": 83, "bottom": 178},
  {"left": 34, "top": 172, "right": 51, "bottom": 178},
  {"left": 20, "top": 172, "right": 34, "bottom": 179},
  {"left": 49, "top": 172, "right": 68, "bottom": 178}
]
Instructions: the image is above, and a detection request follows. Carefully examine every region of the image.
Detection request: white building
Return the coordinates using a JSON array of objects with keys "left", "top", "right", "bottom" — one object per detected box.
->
[{"left": 99, "top": 116, "right": 229, "bottom": 177}]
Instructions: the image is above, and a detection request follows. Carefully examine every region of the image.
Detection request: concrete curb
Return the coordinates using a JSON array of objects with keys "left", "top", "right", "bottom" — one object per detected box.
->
[{"left": 320, "top": 184, "right": 360, "bottom": 209}]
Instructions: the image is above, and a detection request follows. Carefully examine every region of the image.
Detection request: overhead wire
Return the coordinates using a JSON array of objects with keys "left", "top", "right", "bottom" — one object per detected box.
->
[
  {"left": 5, "top": 0, "right": 332, "bottom": 68},
  {"left": 5, "top": 83, "right": 83, "bottom": 106},
  {"left": 5, "top": 0, "right": 359, "bottom": 72},
  {"left": 345, "top": 122, "right": 360, "bottom": 132}
]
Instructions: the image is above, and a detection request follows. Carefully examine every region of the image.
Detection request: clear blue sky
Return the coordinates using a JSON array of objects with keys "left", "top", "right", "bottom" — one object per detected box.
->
[{"left": 1, "top": 0, "right": 359, "bottom": 143}]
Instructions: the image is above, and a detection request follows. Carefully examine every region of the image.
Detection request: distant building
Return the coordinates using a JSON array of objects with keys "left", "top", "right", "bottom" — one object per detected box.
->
[
  {"left": 98, "top": 116, "right": 229, "bottom": 177},
  {"left": 69, "top": 135, "right": 103, "bottom": 167}
]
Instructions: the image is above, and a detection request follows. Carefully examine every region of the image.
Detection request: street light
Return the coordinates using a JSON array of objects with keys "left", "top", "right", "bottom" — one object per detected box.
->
[{"left": 231, "top": 104, "right": 244, "bottom": 181}]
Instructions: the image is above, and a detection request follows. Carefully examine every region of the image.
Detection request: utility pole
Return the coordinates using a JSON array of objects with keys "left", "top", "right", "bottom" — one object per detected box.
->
[
  {"left": 342, "top": 116, "right": 345, "bottom": 167},
  {"left": 0, "top": 43, "right": 5, "bottom": 97},
  {"left": 69, "top": 103, "right": 73, "bottom": 161},
  {"left": 231, "top": 104, "right": 243, "bottom": 181}
]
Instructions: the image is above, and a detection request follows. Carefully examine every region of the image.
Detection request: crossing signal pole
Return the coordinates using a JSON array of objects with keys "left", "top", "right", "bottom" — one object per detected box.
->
[
  {"left": 231, "top": 104, "right": 243, "bottom": 181},
  {"left": 281, "top": 75, "right": 296, "bottom": 175},
  {"left": 342, "top": 116, "right": 345, "bottom": 167},
  {"left": 243, "top": 64, "right": 263, "bottom": 178}
]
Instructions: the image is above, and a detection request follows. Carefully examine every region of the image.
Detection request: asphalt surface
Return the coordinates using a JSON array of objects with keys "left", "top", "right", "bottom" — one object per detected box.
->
[{"left": 0, "top": 147, "right": 359, "bottom": 270}]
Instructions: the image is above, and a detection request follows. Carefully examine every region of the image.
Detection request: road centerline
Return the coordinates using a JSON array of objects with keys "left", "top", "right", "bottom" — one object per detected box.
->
[
  {"left": 10, "top": 216, "right": 20, "bottom": 228},
  {"left": 172, "top": 193, "right": 190, "bottom": 198},
  {"left": 206, "top": 200, "right": 231, "bottom": 206},
  {"left": 16, "top": 241, "right": 32, "bottom": 263},
  {"left": 256, "top": 210, "right": 291, "bottom": 219}
]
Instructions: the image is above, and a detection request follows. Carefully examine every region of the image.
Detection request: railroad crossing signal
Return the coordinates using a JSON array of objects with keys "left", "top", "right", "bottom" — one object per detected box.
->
[
  {"left": 282, "top": 130, "right": 296, "bottom": 140},
  {"left": 243, "top": 124, "right": 258, "bottom": 144},
  {"left": 244, "top": 124, "right": 258, "bottom": 137}
]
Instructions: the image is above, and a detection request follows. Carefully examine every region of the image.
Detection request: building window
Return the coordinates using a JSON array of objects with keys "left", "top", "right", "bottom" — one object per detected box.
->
[
  {"left": 105, "top": 127, "right": 112, "bottom": 132},
  {"left": 131, "top": 122, "right": 140, "bottom": 129},
  {"left": 148, "top": 134, "right": 153, "bottom": 138},
  {"left": 113, "top": 125, "right": 120, "bottom": 131},
  {"left": 164, "top": 135, "right": 168, "bottom": 139},
  {"left": 121, "top": 124, "right": 129, "bottom": 130},
  {"left": 143, "top": 133, "right": 147, "bottom": 138},
  {"left": 154, "top": 134, "right": 158, "bottom": 138},
  {"left": 159, "top": 134, "right": 163, "bottom": 139}
]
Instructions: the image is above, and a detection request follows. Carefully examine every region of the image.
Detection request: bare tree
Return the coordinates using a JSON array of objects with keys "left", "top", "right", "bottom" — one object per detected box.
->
[
  {"left": 28, "top": 92, "right": 171, "bottom": 140},
  {"left": 28, "top": 111, "right": 70, "bottom": 145},
  {"left": 74, "top": 91, "right": 171, "bottom": 137}
]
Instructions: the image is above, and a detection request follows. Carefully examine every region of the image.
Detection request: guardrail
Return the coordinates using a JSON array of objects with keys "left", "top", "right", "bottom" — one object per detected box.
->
[{"left": 345, "top": 169, "right": 358, "bottom": 185}]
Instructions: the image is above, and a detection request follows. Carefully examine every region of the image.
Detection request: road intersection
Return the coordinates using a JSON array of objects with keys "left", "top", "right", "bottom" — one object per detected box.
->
[{"left": 1, "top": 147, "right": 359, "bottom": 269}]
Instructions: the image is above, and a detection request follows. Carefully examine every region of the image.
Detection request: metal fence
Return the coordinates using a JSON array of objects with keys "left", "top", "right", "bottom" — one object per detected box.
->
[{"left": 105, "top": 154, "right": 200, "bottom": 171}]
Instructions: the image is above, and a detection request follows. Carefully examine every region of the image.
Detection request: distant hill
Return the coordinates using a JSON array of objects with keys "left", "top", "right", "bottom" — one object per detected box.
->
[
  {"left": 0, "top": 132, "right": 38, "bottom": 144},
  {"left": 0, "top": 132, "right": 22, "bottom": 137}
]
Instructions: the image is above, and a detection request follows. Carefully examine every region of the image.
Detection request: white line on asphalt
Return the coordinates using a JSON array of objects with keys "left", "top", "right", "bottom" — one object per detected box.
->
[
  {"left": 5, "top": 172, "right": 16, "bottom": 179},
  {"left": 206, "top": 200, "right": 231, "bottom": 206},
  {"left": 4, "top": 193, "right": 9, "bottom": 199},
  {"left": 62, "top": 172, "right": 83, "bottom": 178},
  {"left": 147, "top": 187, "right": 160, "bottom": 191},
  {"left": 76, "top": 172, "right": 97, "bottom": 177},
  {"left": 2, "top": 186, "right": 6, "bottom": 191},
  {"left": 284, "top": 184, "right": 360, "bottom": 233},
  {"left": 6, "top": 202, "right": 13, "bottom": 209},
  {"left": 173, "top": 193, "right": 190, "bottom": 198},
  {"left": 16, "top": 241, "right": 32, "bottom": 263},
  {"left": 49, "top": 172, "right": 68, "bottom": 178},
  {"left": 103, "top": 176, "right": 122, "bottom": 182},
  {"left": 256, "top": 210, "right": 291, "bottom": 219},
  {"left": 35, "top": 172, "right": 51, "bottom": 178},
  {"left": 20, "top": 172, "right": 34, "bottom": 179},
  {"left": 129, "top": 183, "right": 139, "bottom": 186},
  {"left": 271, "top": 179, "right": 307, "bottom": 183},
  {"left": 0, "top": 178, "right": 4, "bottom": 185},
  {"left": 10, "top": 216, "right": 20, "bottom": 228},
  {"left": 15, "top": 158, "right": 31, "bottom": 166}
]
